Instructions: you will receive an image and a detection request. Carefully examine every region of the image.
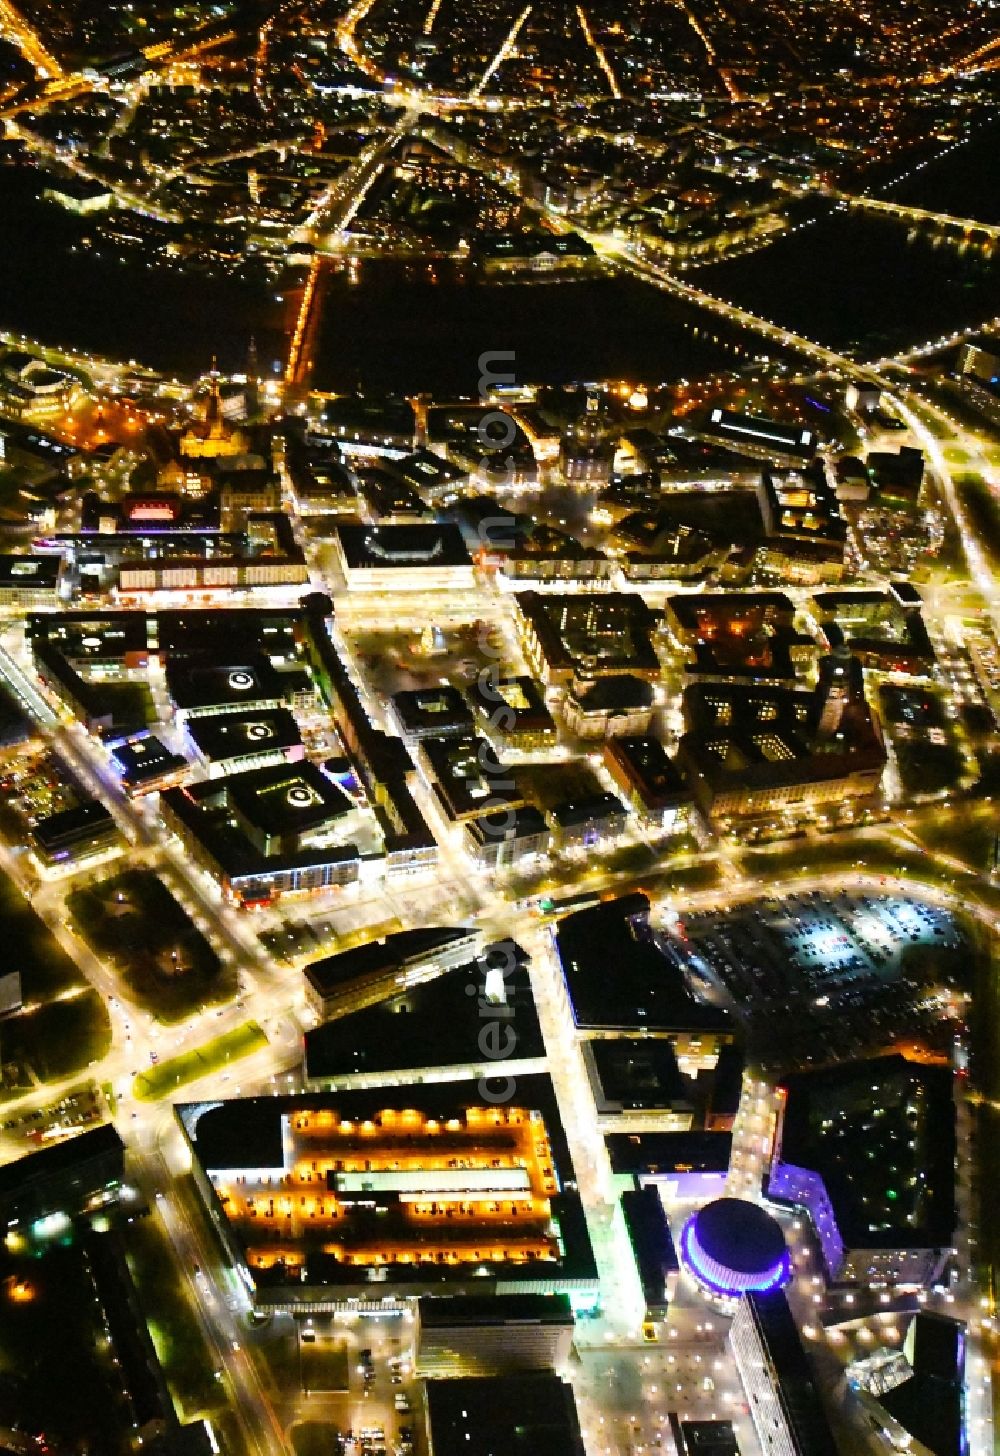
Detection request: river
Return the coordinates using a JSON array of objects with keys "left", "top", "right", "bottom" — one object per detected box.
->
[
  {"left": 694, "top": 204, "right": 1000, "bottom": 360},
  {"left": 1, "top": 133, "right": 999, "bottom": 381},
  {"left": 308, "top": 257, "right": 768, "bottom": 394},
  {"left": 0, "top": 166, "right": 286, "bottom": 377}
]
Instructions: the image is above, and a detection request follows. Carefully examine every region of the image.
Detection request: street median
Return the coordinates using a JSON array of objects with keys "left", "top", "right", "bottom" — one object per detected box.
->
[{"left": 132, "top": 1021, "right": 268, "bottom": 1102}]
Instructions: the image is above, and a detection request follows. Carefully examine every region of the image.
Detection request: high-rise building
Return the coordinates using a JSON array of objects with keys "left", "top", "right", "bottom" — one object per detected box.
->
[{"left": 729, "top": 1291, "right": 838, "bottom": 1456}]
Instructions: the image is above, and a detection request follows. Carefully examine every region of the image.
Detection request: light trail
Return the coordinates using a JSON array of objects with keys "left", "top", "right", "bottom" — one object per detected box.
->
[
  {"left": 575, "top": 5, "right": 620, "bottom": 99},
  {"left": 889, "top": 392, "right": 1000, "bottom": 637},
  {"left": 0, "top": 0, "right": 63, "bottom": 79},
  {"left": 924, "top": 30, "right": 1000, "bottom": 81},
  {"left": 335, "top": 0, "right": 384, "bottom": 80},
  {"left": 284, "top": 253, "right": 322, "bottom": 385},
  {"left": 254, "top": 14, "right": 273, "bottom": 103},
  {"left": 839, "top": 193, "right": 1000, "bottom": 239},
  {"left": 472, "top": 5, "right": 531, "bottom": 99},
  {"left": 670, "top": 0, "right": 740, "bottom": 100}
]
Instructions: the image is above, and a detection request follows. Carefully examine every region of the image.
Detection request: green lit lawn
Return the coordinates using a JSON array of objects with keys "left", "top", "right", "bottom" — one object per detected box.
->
[
  {"left": 910, "top": 807, "right": 998, "bottom": 875},
  {"left": 653, "top": 858, "right": 723, "bottom": 894},
  {"left": 133, "top": 1021, "right": 267, "bottom": 1101},
  {"left": 739, "top": 835, "right": 934, "bottom": 884},
  {"left": 956, "top": 474, "right": 1000, "bottom": 570},
  {"left": 5, "top": 993, "right": 112, "bottom": 1082},
  {"left": 126, "top": 1216, "right": 223, "bottom": 1418}
]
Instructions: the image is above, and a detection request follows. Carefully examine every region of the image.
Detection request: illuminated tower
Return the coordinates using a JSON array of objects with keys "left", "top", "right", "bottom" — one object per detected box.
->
[{"left": 246, "top": 336, "right": 260, "bottom": 420}]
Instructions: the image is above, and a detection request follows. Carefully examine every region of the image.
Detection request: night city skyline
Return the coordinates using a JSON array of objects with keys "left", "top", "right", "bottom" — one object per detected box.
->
[{"left": 0, "top": 2, "right": 997, "bottom": 1455}]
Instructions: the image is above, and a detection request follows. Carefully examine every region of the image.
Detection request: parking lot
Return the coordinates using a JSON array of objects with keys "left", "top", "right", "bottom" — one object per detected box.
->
[{"left": 674, "top": 891, "right": 962, "bottom": 1067}]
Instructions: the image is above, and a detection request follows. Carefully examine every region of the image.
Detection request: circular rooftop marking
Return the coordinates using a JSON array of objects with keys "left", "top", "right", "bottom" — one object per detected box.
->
[{"left": 680, "top": 1197, "right": 790, "bottom": 1299}]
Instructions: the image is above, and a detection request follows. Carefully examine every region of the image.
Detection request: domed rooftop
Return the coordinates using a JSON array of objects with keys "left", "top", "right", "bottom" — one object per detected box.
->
[{"left": 680, "top": 1197, "right": 790, "bottom": 1298}]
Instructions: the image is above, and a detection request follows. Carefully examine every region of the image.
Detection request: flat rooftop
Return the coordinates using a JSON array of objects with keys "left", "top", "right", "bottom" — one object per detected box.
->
[
  {"left": 185, "top": 708, "right": 302, "bottom": 763},
  {"left": 227, "top": 761, "right": 351, "bottom": 838},
  {"left": 304, "top": 927, "right": 474, "bottom": 1000},
  {"left": 304, "top": 950, "right": 543, "bottom": 1082},
  {"left": 741, "top": 1292, "right": 838, "bottom": 1455},
  {"left": 0, "top": 1122, "right": 123, "bottom": 1198},
  {"left": 702, "top": 408, "right": 815, "bottom": 458},
  {"left": 555, "top": 896, "right": 732, "bottom": 1035},
  {"left": 604, "top": 736, "right": 688, "bottom": 810},
  {"left": 620, "top": 1185, "right": 678, "bottom": 1310},
  {"left": 606, "top": 1131, "right": 733, "bottom": 1177},
  {"left": 0, "top": 555, "right": 60, "bottom": 588},
  {"left": 392, "top": 686, "right": 474, "bottom": 738},
  {"left": 336, "top": 523, "right": 472, "bottom": 571},
  {"left": 517, "top": 591, "right": 660, "bottom": 678},
  {"left": 421, "top": 735, "right": 526, "bottom": 821},
  {"left": 29, "top": 611, "right": 150, "bottom": 660},
  {"left": 109, "top": 734, "right": 187, "bottom": 785},
  {"left": 177, "top": 1077, "right": 595, "bottom": 1299},
  {"left": 585, "top": 1038, "right": 695, "bottom": 1114},
  {"left": 467, "top": 674, "right": 555, "bottom": 736},
  {"left": 418, "top": 1293, "right": 573, "bottom": 1328},
  {"left": 775, "top": 1055, "right": 955, "bottom": 1250},
  {"left": 425, "top": 1375, "right": 585, "bottom": 1456},
  {"left": 164, "top": 655, "right": 285, "bottom": 713}
]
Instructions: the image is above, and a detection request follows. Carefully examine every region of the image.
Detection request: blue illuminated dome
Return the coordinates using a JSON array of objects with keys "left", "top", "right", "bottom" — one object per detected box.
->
[{"left": 681, "top": 1197, "right": 790, "bottom": 1298}]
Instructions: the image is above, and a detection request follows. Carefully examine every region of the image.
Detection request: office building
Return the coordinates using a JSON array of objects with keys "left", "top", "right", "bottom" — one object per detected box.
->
[
  {"left": 390, "top": 686, "right": 475, "bottom": 742},
  {"left": 332, "top": 523, "right": 475, "bottom": 591},
  {"left": 663, "top": 592, "right": 810, "bottom": 684},
  {"left": 729, "top": 1291, "right": 839, "bottom": 1456},
  {"left": 563, "top": 675, "right": 655, "bottom": 739},
  {"left": 697, "top": 409, "right": 816, "bottom": 465},
  {"left": 619, "top": 1186, "right": 679, "bottom": 1320},
  {"left": 0, "top": 554, "right": 63, "bottom": 606},
  {"left": 515, "top": 591, "right": 660, "bottom": 685},
  {"left": 813, "top": 589, "right": 935, "bottom": 676},
  {"left": 424, "top": 1374, "right": 586, "bottom": 1456},
  {"left": 850, "top": 1311, "right": 966, "bottom": 1456},
  {"left": 109, "top": 735, "right": 189, "bottom": 796},
  {"left": 602, "top": 735, "right": 691, "bottom": 831},
  {"left": 767, "top": 1055, "right": 956, "bottom": 1288},
  {"left": 548, "top": 792, "right": 628, "bottom": 850},
  {"left": 555, "top": 894, "right": 733, "bottom": 1054},
  {"left": 466, "top": 673, "right": 557, "bottom": 751},
  {"left": 177, "top": 1077, "right": 597, "bottom": 1311},
  {"left": 671, "top": 1420, "right": 741, "bottom": 1456},
  {"left": 584, "top": 1038, "right": 697, "bottom": 1130},
  {"left": 164, "top": 654, "right": 287, "bottom": 720},
  {"left": 31, "top": 800, "right": 119, "bottom": 866},
  {"left": 606, "top": 1131, "right": 733, "bottom": 1201},
  {"left": 0, "top": 1123, "right": 124, "bottom": 1225},
  {"left": 304, "top": 926, "right": 481, "bottom": 1019},
  {"left": 184, "top": 707, "right": 305, "bottom": 778},
  {"left": 161, "top": 762, "right": 362, "bottom": 905},
  {"left": 677, "top": 662, "right": 886, "bottom": 821},
  {"left": 304, "top": 947, "right": 545, "bottom": 1091},
  {"left": 416, "top": 1294, "right": 575, "bottom": 1376},
  {"left": 463, "top": 803, "right": 551, "bottom": 869},
  {"left": 756, "top": 468, "right": 847, "bottom": 581}
]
